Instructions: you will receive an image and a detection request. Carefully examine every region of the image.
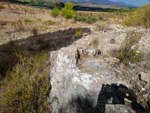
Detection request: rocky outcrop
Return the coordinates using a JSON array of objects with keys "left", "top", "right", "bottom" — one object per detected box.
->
[{"left": 49, "top": 25, "right": 150, "bottom": 113}]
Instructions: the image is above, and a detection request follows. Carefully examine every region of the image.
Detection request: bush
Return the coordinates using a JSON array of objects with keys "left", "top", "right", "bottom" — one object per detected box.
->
[
  {"left": 0, "top": 52, "right": 51, "bottom": 113},
  {"left": 75, "top": 28, "right": 82, "bottom": 37},
  {"left": 61, "top": 1, "right": 74, "bottom": 19},
  {"left": 124, "top": 4, "right": 150, "bottom": 28},
  {"left": 113, "top": 31, "right": 144, "bottom": 65},
  {"left": 74, "top": 15, "right": 97, "bottom": 24},
  {"left": 99, "top": 16, "right": 103, "bottom": 20},
  {"left": 51, "top": 7, "right": 59, "bottom": 18}
]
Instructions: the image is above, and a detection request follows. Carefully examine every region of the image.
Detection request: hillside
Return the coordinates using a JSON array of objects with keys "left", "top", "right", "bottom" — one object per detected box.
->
[{"left": 0, "top": 1, "right": 150, "bottom": 113}]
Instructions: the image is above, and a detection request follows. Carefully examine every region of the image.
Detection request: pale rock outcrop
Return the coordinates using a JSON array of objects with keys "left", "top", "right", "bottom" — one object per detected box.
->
[{"left": 49, "top": 25, "right": 150, "bottom": 113}]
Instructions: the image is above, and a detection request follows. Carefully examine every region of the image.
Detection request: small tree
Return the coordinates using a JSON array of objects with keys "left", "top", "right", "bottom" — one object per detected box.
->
[
  {"left": 61, "top": 1, "right": 74, "bottom": 19},
  {"left": 51, "top": 7, "right": 59, "bottom": 18}
]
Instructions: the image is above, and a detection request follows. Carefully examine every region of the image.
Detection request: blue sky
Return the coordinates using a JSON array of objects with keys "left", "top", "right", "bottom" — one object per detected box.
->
[{"left": 110, "top": 0, "right": 149, "bottom": 6}]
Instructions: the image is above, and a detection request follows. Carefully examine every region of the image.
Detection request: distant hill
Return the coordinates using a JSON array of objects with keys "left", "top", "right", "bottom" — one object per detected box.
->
[{"left": 43, "top": 0, "right": 134, "bottom": 7}]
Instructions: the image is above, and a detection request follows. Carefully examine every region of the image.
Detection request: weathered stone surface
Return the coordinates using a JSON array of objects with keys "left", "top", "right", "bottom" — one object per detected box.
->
[
  {"left": 139, "top": 71, "right": 150, "bottom": 83},
  {"left": 105, "top": 104, "right": 134, "bottom": 113},
  {"left": 49, "top": 25, "right": 150, "bottom": 113}
]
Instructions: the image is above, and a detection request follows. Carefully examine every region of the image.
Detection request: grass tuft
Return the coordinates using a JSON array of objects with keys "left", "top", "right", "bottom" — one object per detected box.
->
[{"left": 75, "top": 28, "right": 82, "bottom": 37}]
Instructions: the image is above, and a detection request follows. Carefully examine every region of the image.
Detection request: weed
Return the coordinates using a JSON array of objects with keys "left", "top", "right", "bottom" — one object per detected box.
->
[
  {"left": 0, "top": 40, "right": 26, "bottom": 75},
  {"left": 112, "top": 31, "right": 144, "bottom": 65},
  {"left": 99, "top": 16, "right": 103, "bottom": 20},
  {"left": 32, "top": 28, "right": 38, "bottom": 36},
  {"left": 37, "top": 18, "right": 42, "bottom": 21},
  {"left": 75, "top": 28, "right": 82, "bottom": 37},
  {"left": 24, "top": 18, "right": 35, "bottom": 24},
  {"left": 92, "top": 37, "right": 99, "bottom": 48},
  {"left": 36, "top": 37, "right": 49, "bottom": 50},
  {"left": 96, "top": 24, "right": 109, "bottom": 31}
]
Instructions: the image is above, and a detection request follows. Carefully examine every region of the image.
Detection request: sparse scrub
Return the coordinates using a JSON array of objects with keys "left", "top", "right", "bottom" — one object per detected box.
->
[
  {"left": 51, "top": 7, "right": 59, "bottom": 18},
  {"left": 37, "top": 18, "right": 42, "bottom": 21},
  {"left": 92, "top": 37, "right": 99, "bottom": 48},
  {"left": 61, "top": 1, "right": 74, "bottom": 19},
  {"left": 32, "top": 28, "right": 38, "bottom": 36},
  {"left": 36, "top": 37, "right": 49, "bottom": 50},
  {"left": 42, "top": 20, "right": 55, "bottom": 25},
  {"left": 112, "top": 31, "right": 144, "bottom": 65},
  {"left": 99, "top": 16, "right": 103, "bottom": 20},
  {"left": 0, "top": 52, "right": 51, "bottom": 113},
  {"left": 124, "top": 4, "right": 150, "bottom": 28},
  {"left": 0, "top": 5, "right": 4, "bottom": 10},
  {"left": 24, "top": 18, "right": 35, "bottom": 24},
  {"left": 74, "top": 15, "right": 97, "bottom": 24},
  {"left": 75, "top": 28, "right": 82, "bottom": 37},
  {"left": 96, "top": 24, "right": 109, "bottom": 31},
  {"left": 0, "top": 40, "right": 26, "bottom": 75}
]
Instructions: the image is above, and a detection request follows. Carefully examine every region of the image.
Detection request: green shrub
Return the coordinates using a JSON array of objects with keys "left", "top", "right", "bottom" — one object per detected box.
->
[
  {"left": 0, "top": 52, "right": 51, "bottom": 113},
  {"left": 75, "top": 28, "right": 82, "bottom": 37},
  {"left": 124, "top": 4, "right": 150, "bottom": 28},
  {"left": 113, "top": 31, "right": 144, "bottom": 65},
  {"left": 99, "top": 16, "right": 103, "bottom": 20},
  {"left": 51, "top": 7, "right": 59, "bottom": 18},
  {"left": 61, "top": 1, "right": 74, "bottom": 19},
  {"left": 74, "top": 15, "right": 97, "bottom": 24}
]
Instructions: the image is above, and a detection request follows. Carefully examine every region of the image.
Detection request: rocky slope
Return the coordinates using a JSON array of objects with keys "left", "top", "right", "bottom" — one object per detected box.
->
[{"left": 49, "top": 25, "right": 150, "bottom": 113}]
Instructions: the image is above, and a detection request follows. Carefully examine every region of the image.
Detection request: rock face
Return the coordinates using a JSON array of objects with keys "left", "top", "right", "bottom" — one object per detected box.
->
[
  {"left": 49, "top": 25, "right": 150, "bottom": 113},
  {"left": 49, "top": 46, "right": 129, "bottom": 113}
]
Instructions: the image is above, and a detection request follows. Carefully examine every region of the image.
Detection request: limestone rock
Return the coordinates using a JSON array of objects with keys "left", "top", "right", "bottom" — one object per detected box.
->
[
  {"left": 49, "top": 46, "right": 129, "bottom": 113},
  {"left": 105, "top": 104, "right": 134, "bottom": 113},
  {"left": 139, "top": 71, "right": 150, "bottom": 83}
]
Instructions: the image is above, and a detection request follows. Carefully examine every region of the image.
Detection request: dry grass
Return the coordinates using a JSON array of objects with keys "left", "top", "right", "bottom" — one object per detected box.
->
[
  {"left": 0, "top": 51, "right": 51, "bottom": 113},
  {"left": 96, "top": 23, "right": 110, "bottom": 31},
  {"left": 75, "top": 28, "right": 82, "bottom": 37},
  {"left": 124, "top": 4, "right": 150, "bottom": 28},
  {"left": 92, "top": 37, "right": 99, "bottom": 48}
]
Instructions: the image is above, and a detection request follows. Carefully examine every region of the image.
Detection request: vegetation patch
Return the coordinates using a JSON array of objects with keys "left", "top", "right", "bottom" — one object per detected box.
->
[
  {"left": 112, "top": 31, "right": 144, "bottom": 65},
  {"left": 42, "top": 20, "right": 55, "bottom": 25},
  {"left": 74, "top": 15, "right": 97, "bottom": 24},
  {"left": 92, "top": 37, "right": 99, "bottom": 48},
  {"left": 124, "top": 4, "right": 150, "bottom": 28},
  {"left": 0, "top": 5, "right": 4, "bottom": 10},
  {"left": 75, "top": 28, "right": 82, "bottom": 37},
  {"left": 24, "top": 18, "right": 36, "bottom": 24},
  {"left": 0, "top": 51, "right": 51, "bottom": 113},
  {"left": 0, "top": 40, "right": 26, "bottom": 76},
  {"left": 61, "top": 1, "right": 74, "bottom": 19},
  {"left": 51, "top": 7, "right": 59, "bottom": 18}
]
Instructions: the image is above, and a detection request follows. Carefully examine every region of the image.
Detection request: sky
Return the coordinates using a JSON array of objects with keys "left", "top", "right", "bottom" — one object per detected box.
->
[{"left": 110, "top": 0, "right": 150, "bottom": 6}]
